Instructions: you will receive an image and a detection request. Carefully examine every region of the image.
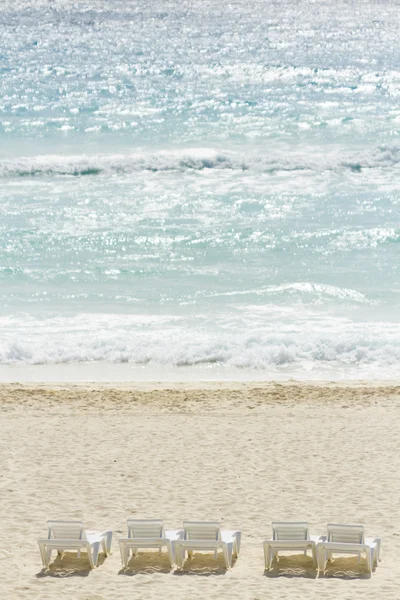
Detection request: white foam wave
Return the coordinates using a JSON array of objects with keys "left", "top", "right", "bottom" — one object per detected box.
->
[
  {"left": 202, "top": 283, "right": 373, "bottom": 303},
  {"left": 1, "top": 314, "right": 400, "bottom": 376},
  {"left": 0, "top": 149, "right": 238, "bottom": 177},
  {"left": 1, "top": 145, "right": 400, "bottom": 177}
]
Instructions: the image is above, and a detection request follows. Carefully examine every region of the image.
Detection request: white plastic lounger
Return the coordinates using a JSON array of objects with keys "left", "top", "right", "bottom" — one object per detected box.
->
[
  {"left": 263, "top": 522, "right": 322, "bottom": 570},
  {"left": 317, "top": 523, "right": 381, "bottom": 574},
  {"left": 118, "top": 519, "right": 184, "bottom": 568},
  {"left": 173, "top": 521, "right": 241, "bottom": 569},
  {"left": 37, "top": 520, "right": 112, "bottom": 569}
]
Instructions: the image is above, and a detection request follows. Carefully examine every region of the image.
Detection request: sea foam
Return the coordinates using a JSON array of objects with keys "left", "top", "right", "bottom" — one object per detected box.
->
[{"left": 1, "top": 312, "right": 400, "bottom": 380}]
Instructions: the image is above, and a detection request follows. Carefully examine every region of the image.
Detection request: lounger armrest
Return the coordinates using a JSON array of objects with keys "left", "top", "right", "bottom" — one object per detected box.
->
[
  {"left": 38, "top": 538, "right": 51, "bottom": 545},
  {"left": 221, "top": 530, "right": 241, "bottom": 554},
  {"left": 118, "top": 537, "right": 131, "bottom": 544},
  {"left": 85, "top": 532, "right": 104, "bottom": 544},
  {"left": 310, "top": 535, "right": 327, "bottom": 543},
  {"left": 100, "top": 530, "right": 113, "bottom": 552},
  {"left": 220, "top": 530, "right": 240, "bottom": 542},
  {"left": 365, "top": 536, "right": 380, "bottom": 547},
  {"left": 85, "top": 529, "right": 112, "bottom": 550},
  {"left": 365, "top": 537, "right": 381, "bottom": 562},
  {"left": 165, "top": 529, "right": 184, "bottom": 541}
]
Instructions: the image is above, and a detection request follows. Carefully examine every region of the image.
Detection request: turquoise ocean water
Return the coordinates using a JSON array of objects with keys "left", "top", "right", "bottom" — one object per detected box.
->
[{"left": 0, "top": 0, "right": 399, "bottom": 379}]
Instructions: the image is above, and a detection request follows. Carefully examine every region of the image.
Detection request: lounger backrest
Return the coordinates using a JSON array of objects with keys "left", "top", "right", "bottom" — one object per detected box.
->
[
  {"left": 272, "top": 522, "right": 309, "bottom": 541},
  {"left": 127, "top": 519, "right": 165, "bottom": 539},
  {"left": 183, "top": 521, "right": 220, "bottom": 541},
  {"left": 327, "top": 523, "right": 364, "bottom": 544},
  {"left": 47, "top": 520, "right": 85, "bottom": 540}
]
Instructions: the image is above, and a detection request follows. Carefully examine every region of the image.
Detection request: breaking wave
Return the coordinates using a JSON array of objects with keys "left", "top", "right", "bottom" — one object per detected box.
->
[
  {"left": 1, "top": 313, "right": 400, "bottom": 379},
  {"left": 1, "top": 145, "right": 400, "bottom": 177}
]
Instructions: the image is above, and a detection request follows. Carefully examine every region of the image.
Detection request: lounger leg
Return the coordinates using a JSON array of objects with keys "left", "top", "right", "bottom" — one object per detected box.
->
[
  {"left": 119, "top": 542, "right": 126, "bottom": 567},
  {"left": 267, "top": 545, "right": 273, "bottom": 570},
  {"left": 174, "top": 544, "right": 180, "bottom": 568},
  {"left": 222, "top": 545, "right": 229, "bottom": 569},
  {"left": 46, "top": 547, "right": 52, "bottom": 566},
  {"left": 38, "top": 543, "right": 48, "bottom": 567},
  {"left": 227, "top": 542, "right": 233, "bottom": 567},
  {"left": 375, "top": 539, "right": 381, "bottom": 563},
  {"left": 263, "top": 543, "right": 267, "bottom": 569},
  {"left": 370, "top": 548, "right": 375, "bottom": 571},
  {"left": 318, "top": 547, "right": 327, "bottom": 573},
  {"left": 90, "top": 542, "right": 100, "bottom": 568},
  {"left": 311, "top": 544, "right": 317, "bottom": 567},
  {"left": 373, "top": 541, "right": 380, "bottom": 565},
  {"left": 222, "top": 543, "right": 232, "bottom": 569},
  {"left": 166, "top": 541, "right": 174, "bottom": 567},
  {"left": 366, "top": 549, "right": 371, "bottom": 574},
  {"left": 232, "top": 532, "right": 241, "bottom": 556},
  {"left": 87, "top": 550, "right": 95, "bottom": 569},
  {"left": 316, "top": 545, "right": 321, "bottom": 571},
  {"left": 105, "top": 531, "right": 112, "bottom": 553},
  {"left": 176, "top": 544, "right": 184, "bottom": 568}
]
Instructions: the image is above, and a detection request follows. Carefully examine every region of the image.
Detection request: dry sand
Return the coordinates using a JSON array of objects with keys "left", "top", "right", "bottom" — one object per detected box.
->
[{"left": 0, "top": 381, "right": 399, "bottom": 599}]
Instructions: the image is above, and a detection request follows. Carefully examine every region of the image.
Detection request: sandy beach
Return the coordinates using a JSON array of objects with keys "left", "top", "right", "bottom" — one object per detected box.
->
[{"left": 1, "top": 381, "right": 399, "bottom": 600}]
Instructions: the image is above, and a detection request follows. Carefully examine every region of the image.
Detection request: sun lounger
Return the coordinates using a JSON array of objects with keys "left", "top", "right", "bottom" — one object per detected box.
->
[
  {"left": 173, "top": 521, "right": 241, "bottom": 569},
  {"left": 317, "top": 523, "right": 381, "bottom": 574},
  {"left": 263, "top": 522, "right": 322, "bottom": 570},
  {"left": 118, "top": 519, "right": 184, "bottom": 568},
  {"left": 37, "top": 520, "right": 112, "bottom": 569}
]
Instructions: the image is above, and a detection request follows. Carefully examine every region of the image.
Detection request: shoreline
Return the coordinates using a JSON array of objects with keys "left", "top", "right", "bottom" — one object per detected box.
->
[
  {"left": 1, "top": 361, "right": 399, "bottom": 383},
  {"left": 1, "top": 379, "right": 400, "bottom": 390}
]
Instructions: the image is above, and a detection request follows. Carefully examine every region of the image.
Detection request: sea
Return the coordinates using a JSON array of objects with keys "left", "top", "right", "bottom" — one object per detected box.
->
[{"left": 0, "top": 0, "right": 399, "bottom": 381}]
